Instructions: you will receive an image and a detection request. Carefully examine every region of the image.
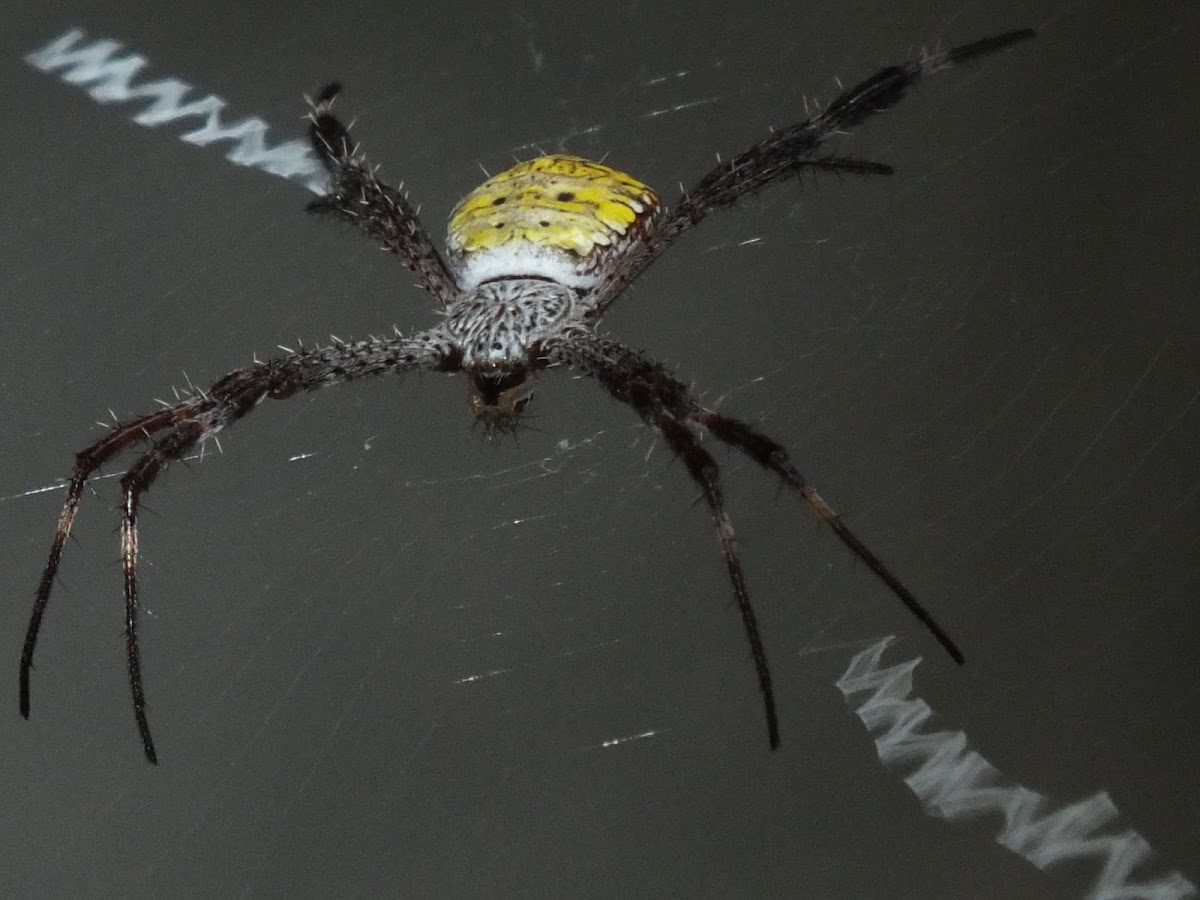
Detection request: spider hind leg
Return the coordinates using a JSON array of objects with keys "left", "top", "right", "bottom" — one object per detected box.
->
[
  {"left": 307, "top": 82, "right": 353, "bottom": 171},
  {"left": 303, "top": 84, "right": 460, "bottom": 307},
  {"left": 590, "top": 28, "right": 1034, "bottom": 315}
]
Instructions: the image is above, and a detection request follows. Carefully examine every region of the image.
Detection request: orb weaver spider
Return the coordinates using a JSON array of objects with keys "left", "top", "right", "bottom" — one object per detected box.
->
[{"left": 20, "top": 30, "right": 1034, "bottom": 762}]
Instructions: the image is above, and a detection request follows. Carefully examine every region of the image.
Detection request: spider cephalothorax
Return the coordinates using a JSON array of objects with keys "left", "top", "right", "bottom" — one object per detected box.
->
[
  {"left": 20, "top": 31, "right": 1034, "bottom": 762},
  {"left": 441, "top": 277, "right": 581, "bottom": 427}
]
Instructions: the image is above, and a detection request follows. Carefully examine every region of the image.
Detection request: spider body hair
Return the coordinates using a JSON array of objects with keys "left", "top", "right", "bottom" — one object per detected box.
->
[{"left": 21, "top": 29, "right": 1034, "bottom": 762}]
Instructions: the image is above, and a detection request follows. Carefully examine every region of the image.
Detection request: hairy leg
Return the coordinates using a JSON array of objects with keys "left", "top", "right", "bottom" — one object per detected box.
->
[
  {"left": 592, "top": 29, "right": 1035, "bottom": 312},
  {"left": 651, "top": 404, "right": 780, "bottom": 749},
  {"left": 691, "top": 409, "right": 963, "bottom": 664},
  {"left": 120, "top": 424, "right": 206, "bottom": 763},
  {"left": 550, "top": 337, "right": 782, "bottom": 746},
  {"left": 307, "top": 83, "right": 460, "bottom": 307},
  {"left": 21, "top": 334, "right": 452, "bottom": 762},
  {"left": 550, "top": 336, "right": 963, "bottom": 743}
]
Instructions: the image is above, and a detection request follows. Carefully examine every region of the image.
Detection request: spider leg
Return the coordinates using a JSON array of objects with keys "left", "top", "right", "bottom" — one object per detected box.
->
[
  {"left": 19, "top": 404, "right": 203, "bottom": 730},
  {"left": 652, "top": 407, "right": 780, "bottom": 750},
  {"left": 306, "top": 83, "right": 459, "bottom": 308},
  {"left": 120, "top": 423, "right": 207, "bottom": 764},
  {"left": 21, "top": 332, "right": 454, "bottom": 762},
  {"left": 548, "top": 337, "right": 779, "bottom": 749},
  {"left": 551, "top": 336, "right": 964, "bottom": 742},
  {"left": 690, "top": 409, "right": 964, "bottom": 665},
  {"left": 590, "top": 28, "right": 1034, "bottom": 312}
]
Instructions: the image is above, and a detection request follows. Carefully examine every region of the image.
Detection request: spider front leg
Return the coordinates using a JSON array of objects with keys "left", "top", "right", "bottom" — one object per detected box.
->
[
  {"left": 19, "top": 403, "right": 212, "bottom": 734},
  {"left": 551, "top": 336, "right": 964, "bottom": 747},
  {"left": 550, "top": 337, "right": 780, "bottom": 748},
  {"left": 652, "top": 404, "right": 780, "bottom": 749},
  {"left": 120, "top": 423, "right": 209, "bottom": 763},
  {"left": 690, "top": 409, "right": 964, "bottom": 665},
  {"left": 21, "top": 334, "right": 452, "bottom": 762},
  {"left": 306, "top": 83, "right": 459, "bottom": 307}
]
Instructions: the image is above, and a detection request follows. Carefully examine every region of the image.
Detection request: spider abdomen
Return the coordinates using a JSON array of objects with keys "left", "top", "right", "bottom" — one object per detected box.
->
[{"left": 446, "top": 155, "right": 660, "bottom": 291}]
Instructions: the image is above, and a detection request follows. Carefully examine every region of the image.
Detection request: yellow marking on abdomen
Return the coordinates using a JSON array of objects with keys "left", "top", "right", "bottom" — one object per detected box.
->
[{"left": 447, "top": 155, "right": 660, "bottom": 289}]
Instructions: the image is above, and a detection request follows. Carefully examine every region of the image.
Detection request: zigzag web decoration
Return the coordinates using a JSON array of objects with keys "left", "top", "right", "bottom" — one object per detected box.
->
[
  {"left": 26, "top": 28, "right": 327, "bottom": 194},
  {"left": 838, "top": 638, "right": 1196, "bottom": 899}
]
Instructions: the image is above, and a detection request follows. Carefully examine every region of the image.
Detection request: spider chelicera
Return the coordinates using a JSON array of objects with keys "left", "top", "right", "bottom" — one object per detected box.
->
[{"left": 20, "top": 30, "right": 1034, "bottom": 763}]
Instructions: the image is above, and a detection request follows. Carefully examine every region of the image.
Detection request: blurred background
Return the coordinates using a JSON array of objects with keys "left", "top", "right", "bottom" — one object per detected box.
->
[{"left": 2, "top": 1, "right": 1197, "bottom": 896}]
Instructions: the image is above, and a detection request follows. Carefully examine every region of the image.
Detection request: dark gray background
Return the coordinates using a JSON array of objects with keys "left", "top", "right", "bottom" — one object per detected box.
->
[{"left": 3, "top": 1, "right": 1197, "bottom": 897}]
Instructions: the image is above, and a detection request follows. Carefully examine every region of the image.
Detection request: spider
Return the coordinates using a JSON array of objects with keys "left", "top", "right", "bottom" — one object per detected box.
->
[{"left": 19, "top": 29, "right": 1034, "bottom": 763}]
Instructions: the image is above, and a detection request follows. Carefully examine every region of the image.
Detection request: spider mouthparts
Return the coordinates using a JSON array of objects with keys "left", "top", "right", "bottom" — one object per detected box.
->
[{"left": 467, "top": 365, "right": 535, "bottom": 429}]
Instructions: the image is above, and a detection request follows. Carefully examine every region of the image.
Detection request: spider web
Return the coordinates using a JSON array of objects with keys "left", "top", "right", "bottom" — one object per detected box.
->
[{"left": 2, "top": 1, "right": 1198, "bottom": 897}]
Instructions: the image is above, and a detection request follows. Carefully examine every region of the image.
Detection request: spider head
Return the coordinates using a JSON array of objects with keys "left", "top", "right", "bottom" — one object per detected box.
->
[{"left": 466, "top": 362, "right": 535, "bottom": 430}]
